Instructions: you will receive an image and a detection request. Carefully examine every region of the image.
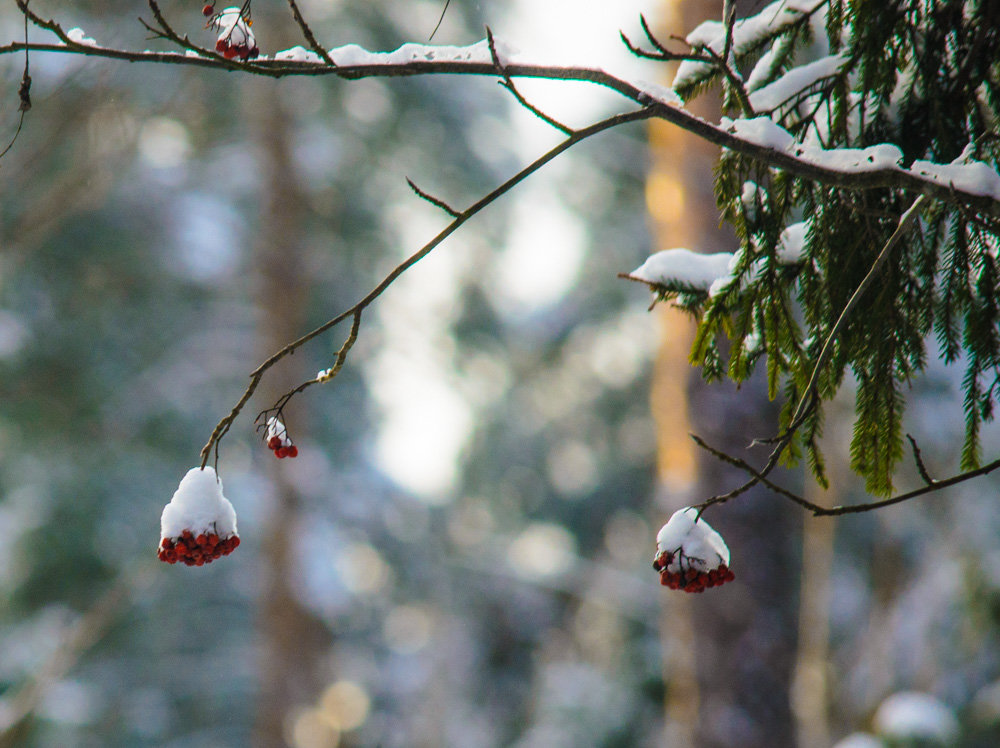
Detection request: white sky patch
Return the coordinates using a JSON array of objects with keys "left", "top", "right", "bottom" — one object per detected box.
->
[
  {"left": 508, "top": 522, "right": 577, "bottom": 579},
  {"left": 372, "top": 368, "right": 473, "bottom": 500},
  {"left": 369, "top": 237, "right": 475, "bottom": 501},
  {"left": 874, "top": 692, "right": 959, "bottom": 742},
  {"left": 138, "top": 117, "right": 191, "bottom": 170},
  {"left": 497, "top": 0, "right": 654, "bottom": 161},
  {"left": 169, "top": 193, "right": 243, "bottom": 283},
  {"left": 491, "top": 188, "right": 586, "bottom": 314}
]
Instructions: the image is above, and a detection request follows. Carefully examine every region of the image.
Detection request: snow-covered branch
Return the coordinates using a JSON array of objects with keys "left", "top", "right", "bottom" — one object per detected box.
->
[{"left": 6, "top": 8, "right": 1000, "bottom": 216}]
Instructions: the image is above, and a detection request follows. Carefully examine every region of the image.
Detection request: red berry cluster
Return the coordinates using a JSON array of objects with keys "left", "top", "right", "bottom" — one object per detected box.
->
[
  {"left": 267, "top": 435, "right": 298, "bottom": 459},
  {"left": 215, "top": 38, "right": 259, "bottom": 60},
  {"left": 658, "top": 565, "right": 735, "bottom": 593},
  {"left": 653, "top": 551, "right": 735, "bottom": 593},
  {"left": 158, "top": 529, "right": 240, "bottom": 566}
]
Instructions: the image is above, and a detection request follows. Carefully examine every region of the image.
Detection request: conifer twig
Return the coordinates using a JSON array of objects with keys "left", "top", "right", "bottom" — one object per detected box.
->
[{"left": 696, "top": 193, "right": 928, "bottom": 512}]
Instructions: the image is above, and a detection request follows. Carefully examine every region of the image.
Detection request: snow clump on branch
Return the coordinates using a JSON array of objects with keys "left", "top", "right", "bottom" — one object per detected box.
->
[
  {"left": 158, "top": 466, "right": 240, "bottom": 566},
  {"left": 652, "top": 507, "right": 734, "bottom": 593}
]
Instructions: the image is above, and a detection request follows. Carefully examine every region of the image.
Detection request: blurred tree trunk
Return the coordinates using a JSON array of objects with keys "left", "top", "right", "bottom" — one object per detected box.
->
[
  {"left": 249, "top": 81, "right": 333, "bottom": 748},
  {"left": 649, "top": 2, "right": 800, "bottom": 746}
]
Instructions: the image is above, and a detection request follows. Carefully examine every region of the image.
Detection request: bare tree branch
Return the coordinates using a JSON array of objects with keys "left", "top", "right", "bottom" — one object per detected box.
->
[{"left": 199, "top": 106, "right": 656, "bottom": 466}]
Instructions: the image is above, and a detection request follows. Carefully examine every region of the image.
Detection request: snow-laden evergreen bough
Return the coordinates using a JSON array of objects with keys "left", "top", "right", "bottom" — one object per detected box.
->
[{"left": 5, "top": 0, "right": 1000, "bottom": 575}]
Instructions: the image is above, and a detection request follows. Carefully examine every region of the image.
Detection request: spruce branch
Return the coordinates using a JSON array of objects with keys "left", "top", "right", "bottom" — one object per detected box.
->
[{"left": 695, "top": 193, "right": 929, "bottom": 512}]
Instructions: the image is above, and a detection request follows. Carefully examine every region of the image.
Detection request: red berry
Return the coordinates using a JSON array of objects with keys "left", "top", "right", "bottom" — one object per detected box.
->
[
  {"left": 267, "top": 436, "right": 281, "bottom": 450},
  {"left": 234, "top": 43, "right": 249, "bottom": 59},
  {"left": 216, "top": 39, "right": 227, "bottom": 53},
  {"left": 275, "top": 446, "right": 288, "bottom": 458},
  {"left": 223, "top": 46, "right": 238, "bottom": 59},
  {"left": 248, "top": 46, "right": 259, "bottom": 59},
  {"left": 202, "top": 4, "right": 214, "bottom": 17},
  {"left": 287, "top": 445, "right": 298, "bottom": 458}
]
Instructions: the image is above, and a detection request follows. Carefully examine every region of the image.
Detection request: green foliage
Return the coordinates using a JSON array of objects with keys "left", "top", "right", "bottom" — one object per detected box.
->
[{"left": 680, "top": 0, "right": 1000, "bottom": 495}]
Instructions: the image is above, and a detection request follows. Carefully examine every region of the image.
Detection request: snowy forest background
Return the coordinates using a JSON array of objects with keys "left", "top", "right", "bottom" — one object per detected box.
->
[{"left": 2, "top": 1, "right": 1000, "bottom": 747}]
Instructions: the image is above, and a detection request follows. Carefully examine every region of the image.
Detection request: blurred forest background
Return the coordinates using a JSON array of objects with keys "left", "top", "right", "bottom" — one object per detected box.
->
[{"left": 2, "top": 1, "right": 1000, "bottom": 747}]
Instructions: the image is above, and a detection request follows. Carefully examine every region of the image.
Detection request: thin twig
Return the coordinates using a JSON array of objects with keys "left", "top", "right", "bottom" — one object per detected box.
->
[
  {"left": 199, "top": 107, "right": 656, "bottom": 465},
  {"left": 0, "top": 5, "right": 30, "bottom": 162},
  {"left": 286, "top": 0, "right": 335, "bottom": 66},
  {"left": 692, "top": 434, "right": 821, "bottom": 511},
  {"left": 906, "top": 433, "right": 937, "bottom": 486},
  {"left": 261, "top": 308, "right": 362, "bottom": 418},
  {"left": 406, "top": 177, "right": 460, "bottom": 218},
  {"left": 640, "top": 14, "right": 671, "bottom": 56},
  {"left": 695, "top": 430, "right": 1000, "bottom": 516},
  {"left": 428, "top": 0, "right": 451, "bottom": 42},
  {"left": 700, "top": 43, "right": 754, "bottom": 116},
  {"left": 486, "top": 26, "right": 573, "bottom": 135},
  {"left": 722, "top": 0, "right": 737, "bottom": 73}
]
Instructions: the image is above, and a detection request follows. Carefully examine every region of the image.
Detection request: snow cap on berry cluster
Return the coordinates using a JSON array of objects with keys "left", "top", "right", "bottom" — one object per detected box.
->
[
  {"left": 653, "top": 507, "right": 734, "bottom": 592},
  {"left": 655, "top": 507, "right": 730, "bottom": 571},
  {"left": 265, "top": 416, "right": 298, "bottom": 458},
  {"left": 212, "top": 7, "right": 257, "bottom": 60},
  {"left": 160, "top": 466, "right": 237, "bottom": 540},
  {"left": 265, "top": 416, "right": 290, "bottom": 447},
  {"left": 215, "top": 7, "right": 254, "bottom": 45}
]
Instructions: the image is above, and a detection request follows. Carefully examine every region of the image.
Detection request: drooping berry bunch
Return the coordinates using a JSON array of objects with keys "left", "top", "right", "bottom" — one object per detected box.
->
[
  {"left": 158, "top": 467, "right": 240, "bottom": 567},
  {"left": 264, "top": 415, "right": 298, "bottom": 459},
  {"left": 159, "top": 529, "right": 240, "bottom": 566},
  {"left": 653, "top": 551, "right": 735, "bottom": 593},
  {"left": 206, "top": 5, "right": 259, "bottom": 60},
  {"left": 652, "top": 507, "right": 735, "bottom": 593}
]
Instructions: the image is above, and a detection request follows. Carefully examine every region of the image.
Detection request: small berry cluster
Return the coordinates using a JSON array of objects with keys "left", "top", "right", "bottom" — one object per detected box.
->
[
  {"left": 653, "top": 551, "right": 736, "bottom": 593},
  {"left": 267, "top": 435, "right": 299, "bottom": 459},
  {"left": 206, "top": 5, "right": 259, "bottom": 60},
  {"left": 158, "top": 529, "right": 240, "bottom": 566},
  {"left": 264, "top": 415, "right": 299, "bottom": 459},
  {"left": 215, "top": 37, "right": 259, "bottom": 60}
]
